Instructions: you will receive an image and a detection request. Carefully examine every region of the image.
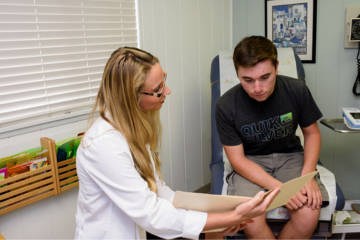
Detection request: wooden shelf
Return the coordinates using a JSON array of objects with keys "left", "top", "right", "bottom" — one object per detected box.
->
[
  {"left": 57, "top": 158, "right": 78, "bottom": 193},
  {"left": 0, "top": 137, "right": 79, "bottom": 215},
  {"left": 0, "top": 138, "right": 59, "bottom": 215}
]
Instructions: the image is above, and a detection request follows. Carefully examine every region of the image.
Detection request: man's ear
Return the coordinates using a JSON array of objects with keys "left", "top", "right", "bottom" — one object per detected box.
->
[{"left": 275, "top": 60, "right": 279, "bottom": 74}]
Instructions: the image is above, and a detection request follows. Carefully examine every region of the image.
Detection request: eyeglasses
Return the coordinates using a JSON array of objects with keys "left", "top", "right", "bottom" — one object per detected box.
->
[{"left": 141, "top": 71, "right": 167, "bottom": 98}]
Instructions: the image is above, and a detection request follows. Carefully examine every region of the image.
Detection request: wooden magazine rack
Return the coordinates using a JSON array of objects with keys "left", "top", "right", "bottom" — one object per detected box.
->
[
  {"left": 56, "top": 157, "right": 78, "bottom": 193},
  {"left": 0, "top": 138, "right": 59, "bottom": 215},
  {"left": 0, "top": 137, "right": 79, "bottom": 215}
]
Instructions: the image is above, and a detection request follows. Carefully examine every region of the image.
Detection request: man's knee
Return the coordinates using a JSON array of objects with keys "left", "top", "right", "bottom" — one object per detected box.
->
[
  {"left": 243, "top": 214, "right": 267, "bottom": 233},
  {"left": 288, "top": 206, "right": 320, "bottom": 228},
  {"left": 243, "top": 214, "right": 276, "bottom": 239},
  {"left": 276, "top": 207, "right": 320, "bottom": 239}
]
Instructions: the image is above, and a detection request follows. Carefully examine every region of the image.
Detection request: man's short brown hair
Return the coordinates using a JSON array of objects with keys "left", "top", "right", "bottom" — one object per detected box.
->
[{"left": 233, "top": 36, "right": 278, "bottom": 71}]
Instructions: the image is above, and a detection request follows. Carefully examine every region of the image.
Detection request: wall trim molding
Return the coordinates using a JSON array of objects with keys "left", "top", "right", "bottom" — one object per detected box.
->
[
  {"left": 193, "top": 183, "right": 211, "bottom": 193},
  {"left": 0, "top": 113, "right": 89, "bottom": 140}
]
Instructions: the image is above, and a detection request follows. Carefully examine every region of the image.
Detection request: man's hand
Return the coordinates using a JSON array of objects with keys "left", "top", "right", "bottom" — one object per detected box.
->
[
  {"left": 303, "top": 178, "right": 322, "bottom": 209},
  {"left": 285, "top": 178, "right": 322, "bottom": 210},
  {"left": 285, "top": 190, "right": 308, "bottom": 210}
]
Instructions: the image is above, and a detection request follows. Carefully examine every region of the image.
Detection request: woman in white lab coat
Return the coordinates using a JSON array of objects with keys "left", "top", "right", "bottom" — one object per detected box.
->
[{"left": 74, "top": 47, "right": 280, "bottom": 240}]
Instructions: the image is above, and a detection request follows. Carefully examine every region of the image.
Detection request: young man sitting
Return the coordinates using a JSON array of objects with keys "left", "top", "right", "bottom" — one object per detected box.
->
[{"left": 214, "top": 36, "right": 329, "bottom": 239}]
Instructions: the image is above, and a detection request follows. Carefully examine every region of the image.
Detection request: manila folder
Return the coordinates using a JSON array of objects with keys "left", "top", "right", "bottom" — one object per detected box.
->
[{"left": 172, "top": 171, "right": 318, "bottom": 213}]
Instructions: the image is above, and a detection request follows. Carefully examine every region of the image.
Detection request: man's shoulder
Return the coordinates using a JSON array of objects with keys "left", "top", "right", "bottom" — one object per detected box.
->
[
  {"left": 217, "top": 83, "right": 242, "bottom": 107},
  {"left": 277, "top": 75, "right": 306, "bottom": 86},
  {"left": 276, "top": 75, "right": 307, "bottom": 93}
]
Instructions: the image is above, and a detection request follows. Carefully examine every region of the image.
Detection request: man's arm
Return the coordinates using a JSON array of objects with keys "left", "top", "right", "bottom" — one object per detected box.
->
[
  {"left": 223, "top": 144, "right": 282, "bottom": 190},
  {"left": 300, "top": 121, "right": 322, "bottom": 209}
]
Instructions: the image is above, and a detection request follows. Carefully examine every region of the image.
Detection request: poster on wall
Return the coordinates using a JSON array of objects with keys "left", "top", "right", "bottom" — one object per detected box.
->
[{"left": 265, "top": 0, "right": 317, "bottom": 63}]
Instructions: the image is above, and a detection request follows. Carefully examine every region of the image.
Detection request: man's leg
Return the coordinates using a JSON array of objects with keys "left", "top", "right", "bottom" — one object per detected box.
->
[
  {"left": 278, "top": 206, "right": 320, "bottom": 239},
  {"left": 227, "top": 156, "right": 276, "bottom": 239},
  {"left": 243, "top": 213, "right": 275, "bottom": 239},
  {"left": 274, "top": 152, "right": 324, "bottom": 239},
  {"left": 204, "top": 232, "right": 224, "bottom": 240}
]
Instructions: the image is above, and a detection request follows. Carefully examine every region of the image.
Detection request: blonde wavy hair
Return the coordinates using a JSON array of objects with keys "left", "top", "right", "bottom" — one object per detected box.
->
[{"left": 88, "top": 47, "right": 163, "bottom": 192}]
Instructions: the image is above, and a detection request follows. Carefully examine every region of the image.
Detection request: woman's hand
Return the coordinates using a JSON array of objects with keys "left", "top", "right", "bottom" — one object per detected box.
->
[
  {"left": 205, "top": 220, "right": 254, "bottom": 239},
  {"left": 203, "top": 188, "right": 280, "bottom": 234},
  {"left": 220, "top": 219, "right": 254, "bottom": 236},
  {"left": 233, "top": 187, "right": 280, "bottom": 222}
]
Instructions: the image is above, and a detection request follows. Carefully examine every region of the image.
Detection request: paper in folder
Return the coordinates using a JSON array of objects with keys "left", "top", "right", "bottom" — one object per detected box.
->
[{"left": 173, "top": 171, "right": 318, "bottom": 214}]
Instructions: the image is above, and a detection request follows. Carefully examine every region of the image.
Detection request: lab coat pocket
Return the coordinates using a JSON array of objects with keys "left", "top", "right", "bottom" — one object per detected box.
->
[{"left": 75, "top": 214, "right": 84, "bottom": 230}]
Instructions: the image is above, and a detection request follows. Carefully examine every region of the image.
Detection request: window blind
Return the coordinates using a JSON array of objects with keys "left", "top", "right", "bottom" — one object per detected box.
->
[{"left": 0, "top": 0, "right": 138, "bottom": 128}]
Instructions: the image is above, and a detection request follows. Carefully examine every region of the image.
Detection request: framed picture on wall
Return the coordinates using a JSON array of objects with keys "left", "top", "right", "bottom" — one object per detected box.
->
[{"left": 265, "top": 0, "right": 317, "bottom": 63}]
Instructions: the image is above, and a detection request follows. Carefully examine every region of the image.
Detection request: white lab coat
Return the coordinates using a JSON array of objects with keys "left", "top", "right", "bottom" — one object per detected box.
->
[{"left": 74, "top": 117, "right": 207, "bottom": 239}]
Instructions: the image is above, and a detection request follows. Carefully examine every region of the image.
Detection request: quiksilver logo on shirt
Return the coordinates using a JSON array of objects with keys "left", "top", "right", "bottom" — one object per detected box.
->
[{"left": 241, "top": 112, "right": 293, "bottom": 142}]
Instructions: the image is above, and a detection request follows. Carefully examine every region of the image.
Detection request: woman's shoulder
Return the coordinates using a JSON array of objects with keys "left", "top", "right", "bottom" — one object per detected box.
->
[
  {"left": 76, "top": 118, "right": 134, "bottom": 174},
  {"left": 82, "top": 117, "right": 127, "bottom": 148}
]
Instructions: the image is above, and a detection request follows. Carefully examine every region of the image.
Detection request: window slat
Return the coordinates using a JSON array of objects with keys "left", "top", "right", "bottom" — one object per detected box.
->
[
  {"left": 36, "top": 6, "right": 83, "bottom": 15},
  {"left": 0, "top": 48, "right": 41, "bottom": 59},
  {"left": 33, "top": 29, "right": 136, "bottom": 39},
  {"left": 0, "top": 80, "right": 101, "bottom": 98},
  {"left": 0, "top": 106, "right": 50, "bottom": 124},
  {"left": 34, "top": 0, "right": 82, "bottom": 7},
  {"left": 82, "top": 1, "right": 131, "bottom": 9},
  {"left": 0, "top": 5, "right": 35, "bottom": 14},
  {"left": 0, "top": 72, "right": 101, "bottom": 88},
  {"left": 0, "top": 31, "right": 39, "bottom": 40},
  {"left": 0, "top": 56, "right": 42, "bottom": 68},
  {"left": 0, "top": 65, "right": 43, "bottom": 77},
  {"left": 84, "top": 15, "right": 135, "bottom": 22},
  {"left": 0, "top": 23, "right": 37, "bottom": 31},
  {"left": 38, "top": 23, "right": 86, "bottom": 31},
  {"left": 0, "top": 72, "right": 43, "bottom": 86},
  {"left": 49, "top": 98, "right": 96, "bottom": 113},
  {"left": 0, "top": 100, "right": 94, "bottom": 125},
  {"left": 0, "top": 40, "right": 40, "bottom": 50},
  {"left": 0, "top": 81, "right": 44, "bottom": 95},
  {"left": 0, "top": 14, "right": 36, "bottom": 22},
  {"left": 0, "top": 88, "right": 98, "bottom": 111},
  {"left": 0, "top": 0, "right": 35, "bottom": 5}
]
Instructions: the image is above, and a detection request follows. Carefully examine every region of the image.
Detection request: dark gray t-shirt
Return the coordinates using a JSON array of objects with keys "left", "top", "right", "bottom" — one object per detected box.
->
[{"left": 215, "top": 75, "right": 322, "bottom": 155}]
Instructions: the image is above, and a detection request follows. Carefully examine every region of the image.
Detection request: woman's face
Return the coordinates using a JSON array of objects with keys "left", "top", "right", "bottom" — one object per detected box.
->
[{"left": 139, "top": 63, "right": 171, "bottom": 111}]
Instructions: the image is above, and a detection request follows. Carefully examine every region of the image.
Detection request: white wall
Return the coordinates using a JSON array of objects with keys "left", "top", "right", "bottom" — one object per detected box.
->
[
  {"left": 138, "top": 0, "right": 232, "bottom": 192},
  {"left": 0, "top": 0, "right": 232, "bottom": 238},
  {"left": 233, "top": 0, "right": 360, "bottom": 199}
]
